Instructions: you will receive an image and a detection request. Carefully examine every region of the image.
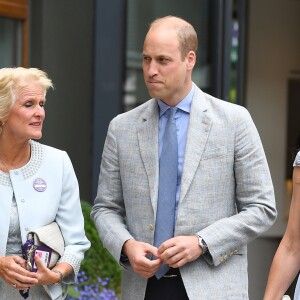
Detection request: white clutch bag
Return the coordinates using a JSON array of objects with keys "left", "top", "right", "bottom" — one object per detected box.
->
[{"left": 22, "top": 222, "right": 65, "bottom": 271}]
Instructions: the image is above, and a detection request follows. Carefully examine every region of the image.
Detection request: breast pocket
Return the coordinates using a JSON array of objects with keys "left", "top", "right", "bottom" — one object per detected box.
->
[
  {"left": 200, "top": 124, "right": 232, "bottom": 161},
  {"left": 201, "top": 143, "right": 228, "bottom": 161}
]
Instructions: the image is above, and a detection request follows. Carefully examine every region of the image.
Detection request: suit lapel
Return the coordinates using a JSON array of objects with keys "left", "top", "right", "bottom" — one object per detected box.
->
[
  {"left": 138, "top": 100, "right": 159, "bottom": 212},
  {"left": 137, "top": 91, "right": 212, "bottom": 209},
  {"left": 180, "top": 89, "right": 212, "bottom": 202}
]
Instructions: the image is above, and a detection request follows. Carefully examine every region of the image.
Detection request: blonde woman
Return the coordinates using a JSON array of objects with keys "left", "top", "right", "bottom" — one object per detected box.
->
[{"left": 0, "top": 67, "right": 90, "bottom": 299}]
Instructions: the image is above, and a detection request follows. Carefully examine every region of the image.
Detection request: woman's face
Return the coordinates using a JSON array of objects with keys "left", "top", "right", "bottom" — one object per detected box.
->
[{"left": 4, "top": 82, "right": 46, "bottom": 142}]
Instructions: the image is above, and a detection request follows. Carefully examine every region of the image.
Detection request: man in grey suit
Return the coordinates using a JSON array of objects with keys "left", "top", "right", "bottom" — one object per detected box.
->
[{"left": 91, "top": 16, "right": 277, "bottom": 300}]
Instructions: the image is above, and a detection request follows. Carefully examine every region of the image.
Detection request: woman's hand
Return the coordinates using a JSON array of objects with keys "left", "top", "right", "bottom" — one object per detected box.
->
[
  {"left": 34, "top": 255, "right": 61, "bottom": 285},
  {"left": 34, "top": 255, "right": 72, "bottom": 285},
  {"left": 0, "top": 256, "right": 38, "bottom": 290}
]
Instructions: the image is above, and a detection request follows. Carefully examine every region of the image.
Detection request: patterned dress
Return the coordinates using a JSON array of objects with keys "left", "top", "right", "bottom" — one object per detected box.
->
[{"left": 0, "top": 195, "right": 50, "bottom": 299}]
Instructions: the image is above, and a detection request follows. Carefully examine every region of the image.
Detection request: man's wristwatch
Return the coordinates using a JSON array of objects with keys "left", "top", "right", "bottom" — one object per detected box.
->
[{"left": 196, "top": 235, "right": 208, "bottom": 254}]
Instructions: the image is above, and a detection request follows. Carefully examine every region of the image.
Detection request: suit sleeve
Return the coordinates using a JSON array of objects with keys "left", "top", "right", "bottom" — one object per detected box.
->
[{"left": 198, "top": 107, "right": 277, "bottom": 267}]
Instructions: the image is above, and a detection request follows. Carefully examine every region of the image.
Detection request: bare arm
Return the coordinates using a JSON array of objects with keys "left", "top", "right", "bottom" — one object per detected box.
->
[{"left": 264, "top": 167, "right": 300, "bottom": 300}]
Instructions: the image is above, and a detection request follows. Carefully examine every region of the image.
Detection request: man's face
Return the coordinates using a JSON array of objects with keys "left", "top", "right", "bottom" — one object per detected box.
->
[{"left": 142, "top": 26, "right": 194, "bottom": 106}]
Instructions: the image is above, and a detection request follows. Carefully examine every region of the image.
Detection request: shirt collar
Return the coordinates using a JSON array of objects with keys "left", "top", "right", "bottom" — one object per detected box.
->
[{"left": 157, "top": 83, "right": 194, "bottom": 117}]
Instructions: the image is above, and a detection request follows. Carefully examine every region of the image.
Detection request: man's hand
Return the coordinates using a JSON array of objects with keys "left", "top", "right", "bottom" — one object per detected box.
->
[
  {"left": 157, "top": 235, "right": 202, "bottom": 268},
  {"left": 122, "top": 240, "right": 162, "bottom": 278}
]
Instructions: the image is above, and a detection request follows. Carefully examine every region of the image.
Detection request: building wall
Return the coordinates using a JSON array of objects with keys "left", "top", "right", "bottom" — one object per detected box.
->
[
  {"left": 29, "top": 0, "right": 94, "bottom": 202},
  {"left": 246, "top": 0, "right": 300, "bottom": 298}
]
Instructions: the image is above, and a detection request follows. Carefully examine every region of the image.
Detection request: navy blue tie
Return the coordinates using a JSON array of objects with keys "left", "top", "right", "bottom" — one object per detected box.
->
[{"left": 154, "top": 106, "right": 178, "bottom": 279}]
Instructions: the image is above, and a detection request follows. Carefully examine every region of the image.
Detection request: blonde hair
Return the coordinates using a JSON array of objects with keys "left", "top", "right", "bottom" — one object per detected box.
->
[{"left": 0, "top": 67, "right": 53, "bottom": 133}]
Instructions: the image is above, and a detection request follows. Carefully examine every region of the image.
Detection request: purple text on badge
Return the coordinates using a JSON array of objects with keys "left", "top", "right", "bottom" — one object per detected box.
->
[{"left": 33, "top": 178, "right": 47, "bottom": 192}]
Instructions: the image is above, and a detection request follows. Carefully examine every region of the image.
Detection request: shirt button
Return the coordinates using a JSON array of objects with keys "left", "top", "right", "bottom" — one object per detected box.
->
[
  {"left": 149, "top": 224, "right": 154, "bottom": 231},
  {"left": 25, "top": 227, "right": 30, "bottom": 231},
  {"left": 21, "top": 199, "right": 25, "bottom": 203},
  {"left": 14, "top": 171, "right": 19, "bottom": 175}
]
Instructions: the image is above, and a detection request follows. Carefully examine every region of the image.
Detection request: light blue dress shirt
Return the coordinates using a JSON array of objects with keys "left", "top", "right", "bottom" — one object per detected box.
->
[{"left": 157, "top": 84, "right": 195, "bottom": 215}]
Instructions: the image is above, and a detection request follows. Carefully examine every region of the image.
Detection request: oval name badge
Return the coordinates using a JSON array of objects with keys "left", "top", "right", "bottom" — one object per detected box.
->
[{"left": 33, "top": 178, "right": 47, "bottom": 192}]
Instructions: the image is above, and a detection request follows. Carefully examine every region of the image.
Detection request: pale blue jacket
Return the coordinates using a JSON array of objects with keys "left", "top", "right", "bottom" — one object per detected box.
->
[{"left": 0, "top": 140, "right": 90, "bottom": 299}]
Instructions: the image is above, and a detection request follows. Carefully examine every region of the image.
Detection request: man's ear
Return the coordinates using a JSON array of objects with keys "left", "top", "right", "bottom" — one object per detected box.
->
[{"left": 186, "top": 51, "right": 196, "bottom": 70}]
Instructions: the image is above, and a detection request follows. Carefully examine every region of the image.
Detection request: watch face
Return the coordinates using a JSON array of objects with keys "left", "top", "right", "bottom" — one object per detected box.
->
[{"left": 199, "top": 237, "right": 208, "bottom": 253}]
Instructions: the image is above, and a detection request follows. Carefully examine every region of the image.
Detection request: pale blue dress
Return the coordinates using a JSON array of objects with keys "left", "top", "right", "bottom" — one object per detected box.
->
[{"left": 292, "top": 151, "right": 300, "bottom": 300}]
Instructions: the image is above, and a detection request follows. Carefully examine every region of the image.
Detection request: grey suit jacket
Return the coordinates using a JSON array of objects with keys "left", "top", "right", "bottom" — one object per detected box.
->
[{"left": 91, "top": 85, "right": 277, "bottom": 300}]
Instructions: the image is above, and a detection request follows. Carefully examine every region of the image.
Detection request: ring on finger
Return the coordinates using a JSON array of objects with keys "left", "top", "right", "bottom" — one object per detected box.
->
[{"left": 12, "top": 282, "right": 17, "bottom": 288}]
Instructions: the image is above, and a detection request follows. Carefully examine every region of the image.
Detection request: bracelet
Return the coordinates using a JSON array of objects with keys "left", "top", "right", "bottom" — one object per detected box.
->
[{"left": 52, "top": 269, "right": 64, "bottom": 285}]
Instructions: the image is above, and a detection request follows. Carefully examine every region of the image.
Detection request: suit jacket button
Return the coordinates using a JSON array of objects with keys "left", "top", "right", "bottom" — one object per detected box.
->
[{"left": 149, "top": 224, "right": 154, "bottom": 231}]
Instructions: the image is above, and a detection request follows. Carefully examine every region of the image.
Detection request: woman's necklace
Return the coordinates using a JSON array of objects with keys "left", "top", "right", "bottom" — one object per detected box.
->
[
  {"left": 0, "top": 155, "right": 10, "bottom": 173},
  {"left": 0, "top": 144, "right": 30, "bottom": 173}
]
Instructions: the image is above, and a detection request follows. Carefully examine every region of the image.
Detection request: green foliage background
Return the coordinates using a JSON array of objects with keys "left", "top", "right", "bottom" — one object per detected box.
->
[{"left": 78, "top": 200, "right": 122, "bottom": 295}]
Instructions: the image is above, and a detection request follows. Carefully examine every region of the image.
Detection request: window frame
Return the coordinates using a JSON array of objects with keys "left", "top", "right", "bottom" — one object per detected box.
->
[{"left": 0, "top": 0, "right": 29, "bottom": 66}]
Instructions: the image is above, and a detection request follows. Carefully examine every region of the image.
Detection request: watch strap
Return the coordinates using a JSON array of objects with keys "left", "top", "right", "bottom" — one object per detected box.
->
[{"left": 196, "top": 235, "right": 209, "bottom": 254}]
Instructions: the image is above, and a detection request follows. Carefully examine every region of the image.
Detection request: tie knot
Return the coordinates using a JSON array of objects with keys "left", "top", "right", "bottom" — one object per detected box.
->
[{"left": 168, "top": 107, "right": 177, "bottom": 119}]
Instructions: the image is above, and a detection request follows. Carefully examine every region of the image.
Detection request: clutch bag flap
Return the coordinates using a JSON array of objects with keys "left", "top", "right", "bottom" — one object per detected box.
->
[{"left": 28, "top": 222, "right": 65, "bottom": 268}]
